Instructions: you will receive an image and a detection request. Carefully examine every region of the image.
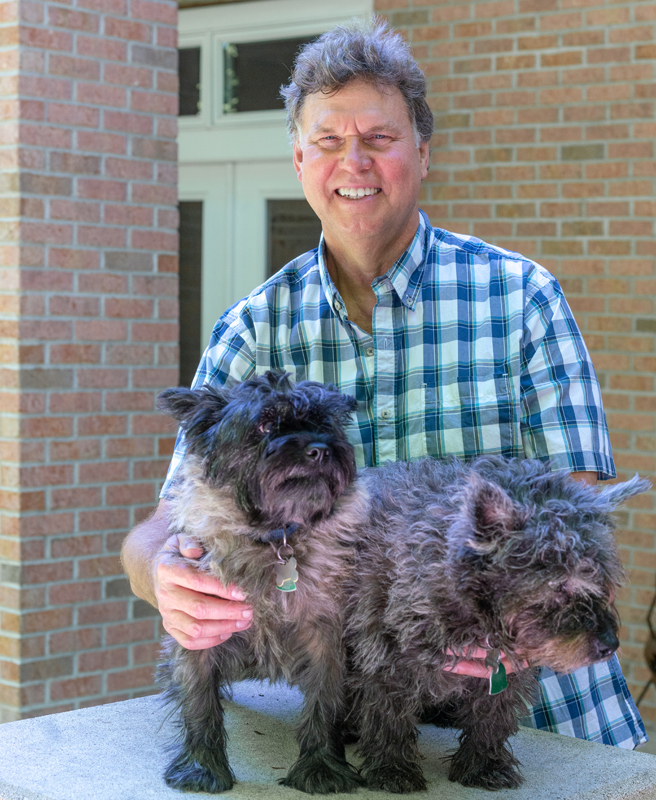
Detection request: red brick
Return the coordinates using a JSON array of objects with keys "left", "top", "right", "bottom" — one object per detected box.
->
[
  {"left": 76, "top": 510, "right": 128, "bottom": 535},
  {"left": 79, "top": 648, "right": 128, "bottom": 672},
  {"left": 105, "top": 17, "right": 151, "bottom": 42},
  {"left": 77, "top": 368, "right": 128, "bottom": 389},
  {"left": 103, "top": 158, "right": 153, "bottom": 182},
  {"left": 130, "top": 91, "right": 177, "bottom": 115},
  {"left": 107, "top": 665, "right": 155, "bottom": 692},
  {"left": 22, "top": 608, "right": 72, "bottom": 634},
  {"left": 50, "top": 200, "right": 100, "bottom": 224},
  {"left": 47, "top": 104, "right": 100, "bottom": 129},
  {"left": 77, "top": 556, "right": 122, "bottom": 579},
  {"left": 50, "top": 439, "right": 101, "bottom": 460},
  {"left": 77, "top": 226, "right": 127, "bottom": 248},
  {"left": 49, "top": 581, "right": 102, "bottom": 605},
  {"left": 105, "top": 483, "right": 155, "bottom": 506},
  {"left": 20, "top": 27, "right": 72, "bottom": 51},
  {"left": 51, "top": 675, "right": 102, "bottom": 701},
  {"left": 51, "top": 487, "right": 102, "bottom": 510},
  {"left": 104, "top": 204, "right": 153, "bottom": 227},
  {"left": 103, "top": 64, "right": 153, "bottom": 89},
  {"left": 79, "top": 462, "right": 129, "bottom": 483},
  {"left": 77, "top": 35, "right": 126, "bottom": 61},
  {"left": 77, "top": 415, "right": 126, "bottom": 436},
  {"left": 131, "top": 230, "right": 177, "bottom": 251},
  {"left": 78, "top": 179, "right": 127, "bottom": 201},
  {"left": 106, "top": 620, "right": 156, "bottom": 646},
  {"left": 77, "top": 130, "right": 127, "bottom": 154},
  {"left": 49, "top": 55, "right": 100, "bottom": 81}
]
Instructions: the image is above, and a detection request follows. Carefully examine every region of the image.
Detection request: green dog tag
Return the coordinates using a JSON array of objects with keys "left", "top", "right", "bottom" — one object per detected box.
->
[
  {"left": 489, "top": 661, "right": 507, "bottom": 695},
  {"left": 275, "top": 557, "right": 298, "bottom": 592}
]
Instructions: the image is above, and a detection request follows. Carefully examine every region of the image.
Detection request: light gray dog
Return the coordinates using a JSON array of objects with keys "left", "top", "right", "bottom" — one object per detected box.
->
[{"left": 156, "top": 372, "right": 648, "bottom": 795}]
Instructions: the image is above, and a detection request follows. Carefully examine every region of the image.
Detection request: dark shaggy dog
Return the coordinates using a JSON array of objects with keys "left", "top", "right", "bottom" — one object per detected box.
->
[{"left": 156, "top": 372, "right": 648, "bottom": 795}]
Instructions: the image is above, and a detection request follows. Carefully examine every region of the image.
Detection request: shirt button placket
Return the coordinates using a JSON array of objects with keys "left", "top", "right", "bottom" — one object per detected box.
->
[{"left": 373, "top": 284, "right": 396, "bottom": 465}]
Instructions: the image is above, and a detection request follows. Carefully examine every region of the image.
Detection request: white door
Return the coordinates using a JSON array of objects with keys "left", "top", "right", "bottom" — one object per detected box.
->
[
  {"left": 177, "top": 0, "right": 372, "bottom": 371},
  {"left": 180, "top": 158, "right": 309, "bottom": 349}
]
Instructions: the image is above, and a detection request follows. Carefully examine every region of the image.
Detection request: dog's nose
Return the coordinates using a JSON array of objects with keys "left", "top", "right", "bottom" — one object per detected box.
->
[
  {"left": 305, "top": 443, "right": 330, "bottom": 463},
  {"left": 596, "top": 628, "right": 619, "bottom": 659}
]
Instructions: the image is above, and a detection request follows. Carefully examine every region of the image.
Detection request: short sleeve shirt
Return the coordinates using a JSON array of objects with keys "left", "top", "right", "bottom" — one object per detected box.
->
[{"left": 161, "top": 210, "right": 614, "bottom": 496}]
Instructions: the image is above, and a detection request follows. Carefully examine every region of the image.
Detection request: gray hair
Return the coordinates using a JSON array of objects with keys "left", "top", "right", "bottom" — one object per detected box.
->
[{"left": 281, "top": 17, "right": 434, "bottom": 146}]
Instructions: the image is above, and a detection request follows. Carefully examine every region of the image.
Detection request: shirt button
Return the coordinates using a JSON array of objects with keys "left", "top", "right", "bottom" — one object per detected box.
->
[
  {"left": 380, "top": 409, "right": 391, "bottom": 420},
  {"left": 334, "top": 299, "right": 342, "bottom": 311},
  {"left": 366, "top": 346, "right": 374, "bottom": 357}
]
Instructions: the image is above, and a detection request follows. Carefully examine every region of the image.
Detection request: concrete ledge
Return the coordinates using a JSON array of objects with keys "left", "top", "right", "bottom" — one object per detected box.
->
[{"left": 0, "top": 681, "right": 655, "bottom": 800}]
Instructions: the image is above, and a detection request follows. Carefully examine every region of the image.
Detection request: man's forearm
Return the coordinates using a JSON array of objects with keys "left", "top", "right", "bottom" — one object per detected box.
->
[
  {"left": 571, "top": 471, "right": 597, "bottom": 486},
  {"left": 120, "top": 499, "right": 172, "bottom": 608}
]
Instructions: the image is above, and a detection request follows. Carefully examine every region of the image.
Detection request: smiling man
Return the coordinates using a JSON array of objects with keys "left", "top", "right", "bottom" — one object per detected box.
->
[{"left": 121, "top": 18, "right": 646, "bottom": 750}]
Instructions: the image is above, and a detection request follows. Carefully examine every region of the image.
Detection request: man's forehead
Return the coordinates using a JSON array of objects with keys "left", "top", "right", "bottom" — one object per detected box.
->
[{"left": 300, "top": 83, "right": 411, "bottom": 136}]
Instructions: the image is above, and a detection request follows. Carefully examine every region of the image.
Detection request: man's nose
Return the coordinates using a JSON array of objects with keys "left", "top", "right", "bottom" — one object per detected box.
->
[{"left": 341, "top": 139, "right": 372, "bottom": 171}]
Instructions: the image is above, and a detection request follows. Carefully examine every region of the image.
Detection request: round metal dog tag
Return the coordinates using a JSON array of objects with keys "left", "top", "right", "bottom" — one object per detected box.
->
[{"left": 275, "top": 557, "right": 298, "bottom": 592}]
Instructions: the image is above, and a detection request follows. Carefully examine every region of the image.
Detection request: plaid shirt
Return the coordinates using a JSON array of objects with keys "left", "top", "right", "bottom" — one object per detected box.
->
[{"left": 161, "top": 210, "right": 645, "bottom": 748}]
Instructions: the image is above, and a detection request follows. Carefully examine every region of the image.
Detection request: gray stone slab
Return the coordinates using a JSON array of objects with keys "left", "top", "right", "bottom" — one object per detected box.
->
[{"left": 0, "top": 681, "right": 655, "bottom": 800}]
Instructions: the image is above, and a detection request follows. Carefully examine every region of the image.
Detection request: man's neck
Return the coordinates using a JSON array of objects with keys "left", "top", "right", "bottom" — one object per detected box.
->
[{"left": 323, "top": 214, "right": 420, "bottom": 334}]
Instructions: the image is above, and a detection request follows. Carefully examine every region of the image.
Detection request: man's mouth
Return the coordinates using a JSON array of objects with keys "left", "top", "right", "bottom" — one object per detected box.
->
[{"left": 336, "top": 188, "right": 381, "bottom": 199}]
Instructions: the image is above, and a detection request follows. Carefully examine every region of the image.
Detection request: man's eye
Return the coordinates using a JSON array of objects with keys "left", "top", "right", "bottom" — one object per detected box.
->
[{"left": 371, "top": 134, "right": 389, "bottom": 141}]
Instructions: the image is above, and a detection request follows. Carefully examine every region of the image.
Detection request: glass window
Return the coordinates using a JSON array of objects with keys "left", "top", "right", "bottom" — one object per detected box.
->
[
  {"left": 179, "top": 47, "right": 201, "bottom": 117},
  {"left": 267, "top": 199, "right": 322, "bottom": 277},
  {"left": 178, "top": 201, "right": 203, "bottom": 386},
  {"left": 223, "top": 36, "right": 315, "bottom": 114}
]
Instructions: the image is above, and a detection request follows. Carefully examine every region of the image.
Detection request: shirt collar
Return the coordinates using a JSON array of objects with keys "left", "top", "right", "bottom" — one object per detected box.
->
[{"left": 318, "top": 210, "right": 430, "bottom": 319}]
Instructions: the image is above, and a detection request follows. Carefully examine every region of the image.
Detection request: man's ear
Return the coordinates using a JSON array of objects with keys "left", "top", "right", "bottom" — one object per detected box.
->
[
  {"left": 419, "top": 140, "right": 429, "bottom": 180},
  {"left": 293, "top": 140, "right": 304, "bottom": 181}
]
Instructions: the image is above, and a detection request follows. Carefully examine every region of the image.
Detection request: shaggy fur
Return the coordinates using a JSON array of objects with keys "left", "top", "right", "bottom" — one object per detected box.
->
[{"left": 156, "top": 372, "right": 648, "bottom": 795}]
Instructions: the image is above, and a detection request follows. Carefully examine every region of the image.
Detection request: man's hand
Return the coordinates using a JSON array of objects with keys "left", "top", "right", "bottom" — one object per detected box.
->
[
  {"left": 441, "top": 647, "right": 527, "bottom": 678},
  {"left": 154, "top": 534, "right": 253, "bottom": 650}
]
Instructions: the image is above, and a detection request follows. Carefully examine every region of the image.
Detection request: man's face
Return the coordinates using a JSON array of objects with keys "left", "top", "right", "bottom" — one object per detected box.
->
[{"left": 293, "top": 79, "right": 430, "bottom": 253}]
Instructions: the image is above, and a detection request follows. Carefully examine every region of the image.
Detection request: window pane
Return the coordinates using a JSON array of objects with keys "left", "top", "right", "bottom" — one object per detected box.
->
[
  {"left": 178, "top": 201, "right": 203, "bottom": 387},
  {"left": 224, "top": 36, "right": 315, "bottom": 114},
  {"left": 267, "top": 199, "right": 322, "bottom": 277},
  {"left": 179, "top": 47, "right": 201, "bottom": 117}
]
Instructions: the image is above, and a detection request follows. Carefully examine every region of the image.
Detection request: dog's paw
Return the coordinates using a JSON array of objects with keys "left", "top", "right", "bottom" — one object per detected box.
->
[
  {"left": 280, "top": 752, "right": 363, "bottom": 794},
  {"left": 164, "top": 749, "right": 235, "bottom": 794},
  {"left": 448, "top": 752, "right": 523, "bottom": 790},
  {"left": 362, "top": 761, "right": 427, "bottom": 794}
]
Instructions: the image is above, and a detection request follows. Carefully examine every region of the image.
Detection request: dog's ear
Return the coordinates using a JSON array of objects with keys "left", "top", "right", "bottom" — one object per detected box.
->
[
  {"left": 597, "top": 475, "right": 651, "bottom": 508},
  {"left": 157, "top": 386, "right": 231, "bottom": 426},
  {"left": 463, "top": 474, "right": 522, "bottom": 549},
  {"left": 157, "top": 387, "right": 199, "bottom": 422}
]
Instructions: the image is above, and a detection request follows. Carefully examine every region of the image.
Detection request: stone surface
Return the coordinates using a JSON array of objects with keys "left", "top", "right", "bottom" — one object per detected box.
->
[{"left": 0, "top": 680, "right": 655, "bottom": 800}]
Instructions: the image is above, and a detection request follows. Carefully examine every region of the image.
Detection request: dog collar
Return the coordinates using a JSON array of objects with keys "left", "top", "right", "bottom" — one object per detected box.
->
[{"left": 259, "top": 522, "right": 300, "bottom": 547}]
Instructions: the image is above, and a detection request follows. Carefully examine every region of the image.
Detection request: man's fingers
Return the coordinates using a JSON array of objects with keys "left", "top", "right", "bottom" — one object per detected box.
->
[
  {"left": 156, "top": 557, "right": 245, "bottom": 602},
  {"left": 163, "top": 606, "right": 252, "bottom": 644}
]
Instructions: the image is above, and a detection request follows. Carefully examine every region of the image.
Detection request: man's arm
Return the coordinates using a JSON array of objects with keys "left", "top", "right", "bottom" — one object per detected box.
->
[{"left": 120, "top": 499, "right": 252, "bottom": 649}]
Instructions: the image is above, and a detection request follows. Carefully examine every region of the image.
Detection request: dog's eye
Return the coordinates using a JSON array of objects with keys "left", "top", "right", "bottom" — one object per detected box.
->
[{"left": 258, "top": 422, "right": 272, "bottom": 434}]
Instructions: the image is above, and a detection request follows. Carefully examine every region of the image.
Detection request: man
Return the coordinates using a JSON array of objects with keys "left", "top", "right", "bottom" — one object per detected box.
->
[{"left": 121, "top": 18, "right": 645, "bottom": 748}]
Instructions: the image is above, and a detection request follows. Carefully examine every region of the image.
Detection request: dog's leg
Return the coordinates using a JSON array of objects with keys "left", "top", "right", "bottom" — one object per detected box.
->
[
  {"left": 356, "top": 682, "right": 427, "bottom": 793},
  {"left": 446, "top": 678, "right": 524, "bottom": 790},
  {"left": 159, "top": 635, "right": 247, "bottom": 793},
  {"left": 280, "top": 632, "right": 363, "bottom": 795}
]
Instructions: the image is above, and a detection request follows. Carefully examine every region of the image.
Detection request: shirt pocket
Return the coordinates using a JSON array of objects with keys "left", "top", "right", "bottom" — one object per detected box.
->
[{"left": 425, "top": 369, "right": 518, "bottom": 460}]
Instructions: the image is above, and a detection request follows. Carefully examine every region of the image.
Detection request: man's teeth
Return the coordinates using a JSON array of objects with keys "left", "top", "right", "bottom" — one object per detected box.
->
[{"left": 337, "top": 188, "right": 381, "bottom": 199}]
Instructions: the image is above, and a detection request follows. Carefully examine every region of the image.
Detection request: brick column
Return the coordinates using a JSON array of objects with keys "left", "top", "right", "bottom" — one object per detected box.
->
[
  {"left": 0, "top": 0, "right": 178, "bottom": 721},
  {"left": 377, "top": 0, "right": 656, "bottom": 730}
]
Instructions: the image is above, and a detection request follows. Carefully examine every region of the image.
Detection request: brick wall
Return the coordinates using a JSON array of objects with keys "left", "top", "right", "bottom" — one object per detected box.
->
[
  {"left": 375, "top": 0, "right": 656, "bottom": 729},
  {"left": 0, "top": 0, "right": 178, "bottom": 721}
]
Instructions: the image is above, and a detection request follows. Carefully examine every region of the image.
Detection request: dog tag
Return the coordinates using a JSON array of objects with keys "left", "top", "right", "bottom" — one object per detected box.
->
[
  {"left": 484, "top": 649, "right": 508, "bottom": 695},
  {"left": 275, "top": 557, "right": 298, "bottom": 592}
]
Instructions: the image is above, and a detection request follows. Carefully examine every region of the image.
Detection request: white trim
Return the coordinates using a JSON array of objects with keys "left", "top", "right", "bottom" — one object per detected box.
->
[{"left": 178, "top": 0, "right": 372, "bottom": 145}]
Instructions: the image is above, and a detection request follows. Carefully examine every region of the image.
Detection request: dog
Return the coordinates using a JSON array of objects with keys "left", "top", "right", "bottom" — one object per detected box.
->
[{"left": 156, "top": 371, "right": 648, "bottom": 794}]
